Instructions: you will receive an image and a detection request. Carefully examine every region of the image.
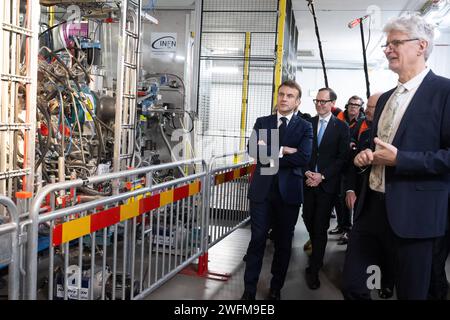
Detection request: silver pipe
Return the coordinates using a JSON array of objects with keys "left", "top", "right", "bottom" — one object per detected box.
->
[
  {"left": 0, "top": 196, "right": 19, "bottom": 300},
  {"left": 112, "top": 224, "right": 118, "bottom": 300},
  {"left": 133, "top": 251, "right": 203, "bottom": 300},
  {"left": 130, "top": 217, "right": 137, "bottom": 298},
  {"left": 139, "top": 212, "right": 146, "bottom": 293},
  {"left": 122, "top": 220, "right": 127, "bottom": 299},
  {"left": 102, "top": 227, "right": 107, "bottom": 300}
]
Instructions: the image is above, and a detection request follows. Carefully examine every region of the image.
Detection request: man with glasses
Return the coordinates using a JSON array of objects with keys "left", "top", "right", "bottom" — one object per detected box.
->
[
  {"left": 342, "top": 15, "right": 450, "bottom": 300},
  {"left": 330, "top": 96, "right": 366, "bottom": 245},
  {"left": 302, "top": 88, "right": 350, "bottom": 290}
]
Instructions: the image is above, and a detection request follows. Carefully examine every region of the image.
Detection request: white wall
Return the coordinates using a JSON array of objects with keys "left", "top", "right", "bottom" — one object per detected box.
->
[
  {"left": 296, "top": 68, "right": 398, "bottom": 116},
  {"left": 297, "top": 31, "right": 450, "bottom": 116},
  {"left": 428, "top": 31, "right": 450, "bottom": 78}
]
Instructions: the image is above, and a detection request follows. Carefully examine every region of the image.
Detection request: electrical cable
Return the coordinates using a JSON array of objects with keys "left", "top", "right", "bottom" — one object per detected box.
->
[{"left": 158, "top": 123, "right": 186, "bottom": 177}]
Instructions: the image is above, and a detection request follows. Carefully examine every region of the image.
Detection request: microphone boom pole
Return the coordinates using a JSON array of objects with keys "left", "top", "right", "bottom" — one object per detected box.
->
[
  {"left": 355, "top": 17, "right": 371, "bottom": 99},
  {"left": 307, "top": 0, "right": 329, "bottom": 87}
]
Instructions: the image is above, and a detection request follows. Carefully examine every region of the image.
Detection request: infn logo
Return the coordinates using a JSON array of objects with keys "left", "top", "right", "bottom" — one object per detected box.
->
[{"left": 152, "top": 36, "right": 177, "bottom": 50}]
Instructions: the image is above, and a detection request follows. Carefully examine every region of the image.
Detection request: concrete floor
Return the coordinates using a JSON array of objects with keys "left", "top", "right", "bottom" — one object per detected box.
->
[
  {"left": 145, "top": 218, "right": 363, "bottom": 300},
  {"left": 145, "top": 215, "right": 450, "bottom": 300}
]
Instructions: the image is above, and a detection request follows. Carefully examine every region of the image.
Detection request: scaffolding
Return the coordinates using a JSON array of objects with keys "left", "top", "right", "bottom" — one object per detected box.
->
[
  {"left": 113, "top": 0, "right": 143, "bottom": 183},
  {"left": 0, "top": 1, "right": 40, "bottom": 205}
]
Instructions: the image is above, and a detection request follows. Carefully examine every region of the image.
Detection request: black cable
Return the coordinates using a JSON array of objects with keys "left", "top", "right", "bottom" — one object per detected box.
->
[
  {"left": 306, "top": 0, "right": 329, "bottom": 87},
  {"left": 35, "top": 102, "right": 53, "bottom": 171},
  {"left": 365, "top": 16, "right": 372, "bottom": 51},
  {"left": 39, "top": 47, "right": 82, "bottom": 90},
  {"left": 39, "top": 21, "right": 67, "bottom": 39}
]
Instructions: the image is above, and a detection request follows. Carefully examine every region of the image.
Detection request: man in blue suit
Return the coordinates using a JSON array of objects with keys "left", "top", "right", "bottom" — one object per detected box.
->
[
  {"left": 342, "top": 15, "right": 450, "bottom": 300},
  {"left": 241, "top": 80, "right": 313, "bottom": 300}
]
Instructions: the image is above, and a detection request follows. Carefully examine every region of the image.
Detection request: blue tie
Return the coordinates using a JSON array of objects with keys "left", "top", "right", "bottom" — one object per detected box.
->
[{"left": 317, "top": 119, "right": 326, "bottom": 146}]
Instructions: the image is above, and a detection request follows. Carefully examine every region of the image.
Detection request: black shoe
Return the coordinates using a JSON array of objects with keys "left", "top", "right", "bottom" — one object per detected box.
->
[
  {"left": 266, "top": 289, "right": 280, "bottom": 300},
  {"left": 240, "top": 291, "right": 255, "bottom": 300},
  {"left": 328, "top": 227, "right": 343, "bottom": 235},
  {"left": 378, "top": 287, "right": 394, "bottom": 299},
  {"left": 337, "top": 232, "right": 349, "bottom": 245},
  {"left": 305, "top": 267, "right": 320, "bottom": 290}
]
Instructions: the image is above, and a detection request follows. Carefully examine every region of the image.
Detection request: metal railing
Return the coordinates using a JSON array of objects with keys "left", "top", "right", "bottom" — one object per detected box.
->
[
  {"left": 0, "top": 196, "right": 20, "bottom": 299},
  {"left": 25, "top": 159, "right": 207, "bottom": 300},
  {"left": 0, "top": 153, "right": 255, "bottom": 300},
  {"left": 206, "top": 152, "right": 252, "bottom": 248}
]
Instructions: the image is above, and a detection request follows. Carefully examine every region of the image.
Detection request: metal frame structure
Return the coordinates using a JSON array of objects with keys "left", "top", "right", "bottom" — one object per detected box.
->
[
  {"left": 0, "top": 196, "right": 20, "bottom": 299},
  {"left": 113, "top": 0, "right": 143, "bottom": 180},
  {"left": 20, "top": 153, "right": 252, "bottom": 300},
  {"left": 0, "top": 0, "right": 40, "bottom": 201},
  {"left": 26, "top": 158, "right": 208, "bottom": 300}
]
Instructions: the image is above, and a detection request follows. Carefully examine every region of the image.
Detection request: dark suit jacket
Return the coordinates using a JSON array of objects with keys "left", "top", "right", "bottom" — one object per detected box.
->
[
  {"left": 297, "top": 111, "right": 312, "bottom": 120},
  {"left": 248, "top": 113, "right": 313, "bottom": 205},
  {"left": 345, "top": 125, "right": 372, "bottom": 193},
  {"left": 305, "top": 115, "right": 350, "bottom": 194},
  {"left": 354, "top": 71, "right": 450, "bottom": 238}
]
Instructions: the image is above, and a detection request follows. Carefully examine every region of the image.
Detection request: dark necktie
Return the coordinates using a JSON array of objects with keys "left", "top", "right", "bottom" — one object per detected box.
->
[{"left": 279, "top": 117, "right": 288, "bottom": 145}]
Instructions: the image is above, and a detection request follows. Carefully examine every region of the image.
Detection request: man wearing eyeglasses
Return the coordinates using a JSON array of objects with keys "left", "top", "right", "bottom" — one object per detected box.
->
[
  {"left": 302, "top": 88, "right": 350, "bottom": 290},
  {"left": 331, "top": 96, "right": 366, "bottom": 246},
  {"left": 342, "top": 15, "right": 450, "bottom": 300}
]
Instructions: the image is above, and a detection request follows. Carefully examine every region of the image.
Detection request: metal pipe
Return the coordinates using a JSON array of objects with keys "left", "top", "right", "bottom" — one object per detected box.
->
[
  {"left": 0, "top": 196, "right": 19, "bottom": 300},
  {"left": 133, "top": 250, "right": 203, "bottom": 300}
]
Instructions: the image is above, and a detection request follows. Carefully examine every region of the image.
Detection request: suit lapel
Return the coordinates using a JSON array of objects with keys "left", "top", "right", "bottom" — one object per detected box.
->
[
  {"left": 392, "top": 71, "right": 436, "bottom": 146},
  {"left": 312, "top": 116, "right": 319, "bottom": 150},
  {"left": 270, "top": 114, "right": 277, "bottom": 130},
  {"left": 282, "top": 114, "right": 300, "bottom": 142}
]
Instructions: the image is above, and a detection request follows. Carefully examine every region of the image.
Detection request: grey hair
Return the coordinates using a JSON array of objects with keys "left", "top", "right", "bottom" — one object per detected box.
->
[{"left": 383, "top": 14, "right": 435, "bottom": 60}]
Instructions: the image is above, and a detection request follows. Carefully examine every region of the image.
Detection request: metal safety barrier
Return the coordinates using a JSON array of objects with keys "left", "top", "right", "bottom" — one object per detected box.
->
[
  {"left": 0, "top": 196, "right": 20, "bottom": 299},
  {"left": 4, "top": 154, "right": 255, "bottom": 300},
  {"left": 207, "top": 152, "right": 253, "bottom": 248},
  {"left": 25, "top": 159, "right": 208, "bottom": 300},
  {"left": 194, "top": 152, "right": 254, "bottom": 278}
]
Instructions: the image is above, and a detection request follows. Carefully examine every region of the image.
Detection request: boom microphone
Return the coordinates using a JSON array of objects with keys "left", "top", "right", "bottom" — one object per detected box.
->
[{"left": 348, "top": 14, "right": 370, "bottom": 29}]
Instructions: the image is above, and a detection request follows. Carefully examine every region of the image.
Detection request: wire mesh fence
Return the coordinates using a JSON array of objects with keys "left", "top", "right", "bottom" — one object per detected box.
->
[{"left": 197, "top": 0, "right": 279, "bottom": 162}]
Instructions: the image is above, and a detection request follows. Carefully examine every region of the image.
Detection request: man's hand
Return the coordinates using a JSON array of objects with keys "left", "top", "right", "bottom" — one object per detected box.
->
[
  {"left": 282, "top": 146, "right": 298, "bottom": 155},
  {"left": 345, "top": 191, "right": 357, "bottom": 210},
  {"left": 354, "top": 148, "right": 374, "bottom": 167},
  {"left": 372, "top": 137, "right": 398, "bottom": 166},
  {"left": 305, "top": 172, "right": 322, "bottom": 187},
  {"left": 257, "top": 140, "right": 266, "bottom": 146}
]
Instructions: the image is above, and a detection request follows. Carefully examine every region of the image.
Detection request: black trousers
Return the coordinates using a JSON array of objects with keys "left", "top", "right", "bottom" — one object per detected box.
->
[
  {"left": 342, "top": 190, "right": 435, "bottom": 300},
  {"left": 244, "top": 178, "right": 300, "bottom": 294},
  {"left": 302, "top": 186, "right": 335, "bottom": 273},
  {"left": 428, "top": 227, "right": 450, "bottom": 299},
  {"left": 334, "top": 176, "right": 352, "bottom": 231}
]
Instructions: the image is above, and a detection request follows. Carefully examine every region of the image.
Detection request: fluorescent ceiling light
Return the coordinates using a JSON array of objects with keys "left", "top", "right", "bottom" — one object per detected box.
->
[{"left": 142, "top": 12, "right": 159, "bottom": 24}]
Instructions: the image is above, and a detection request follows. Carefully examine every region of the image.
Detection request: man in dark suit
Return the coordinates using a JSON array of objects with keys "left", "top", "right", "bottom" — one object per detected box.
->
[
  {"left": 241, "top": 80, "right": 313, "bottom": 300},
  {"left": 342, "top": 15, "right": 450, "bottom": 300},
  {"left": 302, "top": 87, "right": 350, "bottom": 290}
]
